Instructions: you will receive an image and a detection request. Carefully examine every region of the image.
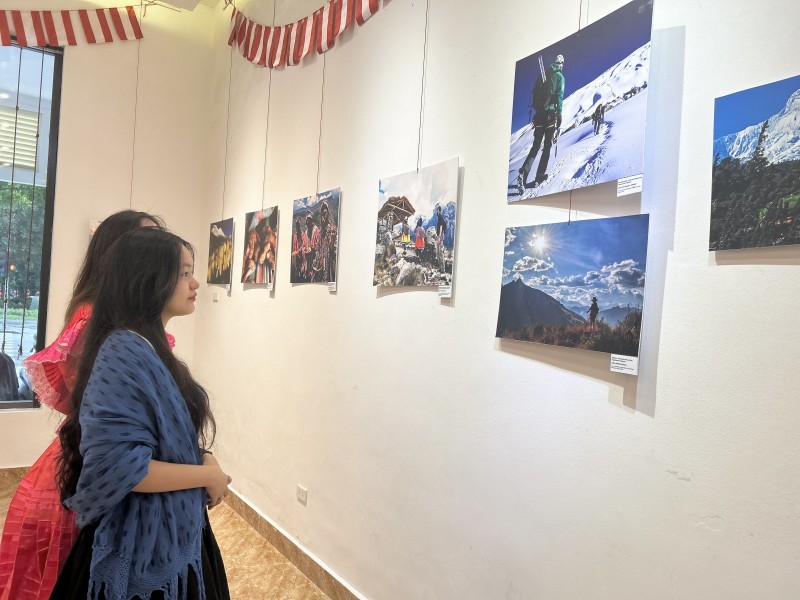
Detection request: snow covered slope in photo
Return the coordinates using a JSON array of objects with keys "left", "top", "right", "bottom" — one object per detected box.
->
[
  {"left": 508, "top": 42, "right": 650, "bottom": 201},
  {"left": 713, "top": 89, "right": 800, "bottom": 164}
]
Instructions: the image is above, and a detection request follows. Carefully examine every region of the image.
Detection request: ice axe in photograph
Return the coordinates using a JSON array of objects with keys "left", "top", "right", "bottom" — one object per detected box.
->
[{"left": 529, "top": 55, "right": 547, "bottom": 123}]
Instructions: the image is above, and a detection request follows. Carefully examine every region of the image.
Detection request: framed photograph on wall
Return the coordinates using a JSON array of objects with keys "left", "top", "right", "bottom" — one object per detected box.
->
[
  {"left": 710, "top": 73, "right": 800, "bottom": 250},
  {"left": 290, "top": 188, "right": 340, "bottom": 285},
  {"left": 207, "top": 217, "right": 234, "bottom": 285},
  {"left": 507, "top": 0, "right": 653, "bottom": 202},
  {"left": 373, "top": 158, "right": 458, "bottom": 288},
  {"left": 497, "top": 214, "right": 649, "bottom": 358},
  {"left": 241, "top": 206, "right": 278, "bottom": 288}
]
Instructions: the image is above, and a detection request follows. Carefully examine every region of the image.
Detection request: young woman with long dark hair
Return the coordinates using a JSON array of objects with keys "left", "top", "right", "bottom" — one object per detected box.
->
[
  {"left": 0, "top": 210, "right": 165, "bottom": 600},
  {"left": 52, "top": 227, "right": 230, "bottom": 600}
]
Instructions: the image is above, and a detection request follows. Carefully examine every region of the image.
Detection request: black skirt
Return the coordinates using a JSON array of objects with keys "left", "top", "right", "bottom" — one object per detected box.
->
[{"left": 50, "top": 512, "right": 229, "bottom": 600}]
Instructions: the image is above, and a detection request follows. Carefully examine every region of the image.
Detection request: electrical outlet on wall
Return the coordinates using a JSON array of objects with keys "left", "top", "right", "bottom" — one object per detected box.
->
[{"left": 296, "top": 484, "right": 308, "bottom": 506}]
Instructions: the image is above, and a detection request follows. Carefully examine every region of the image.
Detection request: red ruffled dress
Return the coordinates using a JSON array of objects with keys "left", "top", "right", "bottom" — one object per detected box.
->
[{"left": 0, "top": 305, "right": 175, "bottom": 600}]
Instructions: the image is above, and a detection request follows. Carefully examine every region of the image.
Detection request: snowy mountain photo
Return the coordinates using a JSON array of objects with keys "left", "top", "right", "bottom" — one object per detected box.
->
[
  {"left": 713, "top": 88, "right": 800, "bottom": 164},
  {"left": 497, "top": 215, "right": 649, "bottom": 357},
  {"left": 507, "top": 0, "right": 653, "bottom": 202},
  {"left": 710, "top": 74, "right": 800, "bottom": 250}
]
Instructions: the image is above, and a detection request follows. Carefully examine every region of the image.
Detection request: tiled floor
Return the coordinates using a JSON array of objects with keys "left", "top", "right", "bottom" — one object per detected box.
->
[{"left": 0, "top": 470, "right": 330, "bottom": 600}]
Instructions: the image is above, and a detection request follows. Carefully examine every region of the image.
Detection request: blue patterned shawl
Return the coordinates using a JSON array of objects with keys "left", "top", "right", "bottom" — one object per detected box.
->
[{"left": 64, "top": 330, "right": 206, "bottom": 600}]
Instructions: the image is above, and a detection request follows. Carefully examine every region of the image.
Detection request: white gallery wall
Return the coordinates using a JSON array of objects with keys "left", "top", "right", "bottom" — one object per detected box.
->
[
  {"left": 0, "top": 0, "right": 798, "bottom": 598},
  {"left": 0, "top": 1, "right": 215, "bottom": 465},
  {"left": 197, "top": 0, "right": 800, "bottom": 598}
]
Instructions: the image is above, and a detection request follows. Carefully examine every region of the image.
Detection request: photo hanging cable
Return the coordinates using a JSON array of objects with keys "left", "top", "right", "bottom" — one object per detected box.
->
[
  {"left": 2, "top": 47, "right": 23, "bottom": 353},
  {"left": 416, "top": 0, "right": 430, "bottom": 172},
  {"left": 260, "top": 0, "right": 275, "bottom": 210},
  {"left": 315, "top": 53, "right": 326, "bottom": 196},
  {"left": 18, "top": 50, "right": 45, "bottom": 357},
  {"left": 568, "top": 190, "right": 572, "bottom": 225},
  {"left": 221, "top": 24, "right": 235, "bottom": 222},
  {"left": 568, "top": 0, "right": 586, "bottom": 228},
  {"left": 129, "top": 1, "right": 143, "bottom": 209}
]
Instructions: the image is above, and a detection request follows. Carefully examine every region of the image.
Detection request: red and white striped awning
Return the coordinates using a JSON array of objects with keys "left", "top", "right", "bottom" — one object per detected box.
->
[
  {"left": 0, "top": 7, "right": 143, "bottom": 47},
  {"left": 229, "top": 0, "right": 381, "bottom": 69}
]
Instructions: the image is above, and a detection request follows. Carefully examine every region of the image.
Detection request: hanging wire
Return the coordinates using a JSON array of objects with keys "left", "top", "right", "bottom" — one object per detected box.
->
[
  {"left": 568, "top": 190, "right": 573, "bottom": 225},
  {"left": 221, "top": 26, "right": 235, "bottom": 221},
  {"left": 415, "top": 0, "right": 430, "bottom": 172},
  {"left": 18, "top": 50, "right": 45, "bottom": 357},
  {"left": 315, "top": 53, "right": 327, "bottom": 195},
  {"left": 260, "top": 0, "right": 275, "bottom": 209},
  {"left": 2, "top": 47, "right": 23, "bottom": 353},
  {"left": 142, "top": 0, "right": 179, "bottom": 13},
  {"left": 129, "top": 0, "right": 144, "bottom": 209},
  {"left": 569, "top": 0, "right": 586, "bottom": 228}
]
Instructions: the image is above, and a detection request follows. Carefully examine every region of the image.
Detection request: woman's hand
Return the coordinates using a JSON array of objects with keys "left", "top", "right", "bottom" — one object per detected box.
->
[{"left": 203, "top": 454, "right": 232, "bottom": 509}]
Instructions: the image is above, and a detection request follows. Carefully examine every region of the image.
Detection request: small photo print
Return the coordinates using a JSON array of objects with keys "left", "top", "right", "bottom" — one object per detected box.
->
[
  {"left": 710, "top": 73, "right": 800, "bottom": 250},
  {"left": 241, "top": 207, "right": 278, "bottom": 286},
  {"left": 373, "top": 158, "right": 459, "bottom": 287},
  {"left": 290, "top": 188, "right": 340, "bottom": 284},
  {"left": 207, "top": 217, "right": 234, "bottom": 285},
  {"left": 497, "top": 214, "right": 649, "bottom": 357}
]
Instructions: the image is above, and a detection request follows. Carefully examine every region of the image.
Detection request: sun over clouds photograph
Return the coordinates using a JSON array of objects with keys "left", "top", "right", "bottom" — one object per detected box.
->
[{"left": 497, "top": 214, "right": 649, "bottom": 357}]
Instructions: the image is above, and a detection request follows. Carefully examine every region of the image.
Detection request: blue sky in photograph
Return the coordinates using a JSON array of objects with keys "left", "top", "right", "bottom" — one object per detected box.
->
[
  {"left": 293, "top": 188, "right": 341, "bottom": 219},
  {"left": 502, "top": 215, "right": 649, "bottom": 309},
  {"left": 510, "top": 0, "right": 653, "bottom": 132},
  {"left": 245, "top": 206, "right": 277, "bottom": 231},
  {"left": 377, "top": 159, "right": 458, "bottom": 223},
  {"left": 713, "top": 74, "right": 800, "bottom": 139},
  {"left": 211, "top": 217, "right": 233, "bottom": 238}
]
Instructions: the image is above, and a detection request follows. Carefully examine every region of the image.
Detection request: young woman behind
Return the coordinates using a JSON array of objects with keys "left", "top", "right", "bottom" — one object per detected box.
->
[
  {"left": 0, "top": 210, "right": 165, "bottom": 600},
  {"left": 53, "top": 227, "right": 230, "bottom": 600}
]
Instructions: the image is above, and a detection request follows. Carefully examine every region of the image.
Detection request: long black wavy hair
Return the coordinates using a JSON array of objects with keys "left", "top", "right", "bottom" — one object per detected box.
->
[
  {"left": 65, "top": 210, "right": 165, "bottom": 323},
  {"left": 58, "top": 227, "right": 215, "bottom": 501}
]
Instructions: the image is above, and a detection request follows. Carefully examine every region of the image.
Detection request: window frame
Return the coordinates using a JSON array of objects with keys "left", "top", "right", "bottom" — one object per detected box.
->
[{"left": 0, "top": 41, "right": 63, "bottom": 410}]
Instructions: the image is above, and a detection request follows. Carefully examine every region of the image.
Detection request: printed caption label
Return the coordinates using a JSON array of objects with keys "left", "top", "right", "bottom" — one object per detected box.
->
[
  {"left": 610, "top": 354, "right": 639, "bottom": 375},
  {"left": 438, "top": 285, "right": 452, "bottom": 298},
  {"left": 617, "top": 174, "right": 643, "bottom": 196},
  {"left": 328, "top": 281, "right": 337, "bottom": 293}
]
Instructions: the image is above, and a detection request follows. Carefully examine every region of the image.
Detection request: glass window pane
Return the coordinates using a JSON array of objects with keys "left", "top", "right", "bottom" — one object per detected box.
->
[{"left": 0, "top": 44, "right": 60, "bottom": 409}]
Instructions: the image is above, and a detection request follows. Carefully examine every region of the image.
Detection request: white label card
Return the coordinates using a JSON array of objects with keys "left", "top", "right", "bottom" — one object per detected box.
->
[
  {"left": 268, "top": 282, "right": 274, "bottom": 292},
  {"left": 437, "top": 285, "right": 452, "bottom": 298},
  {"left": 617, "top": 174, "right": 643, "bottom": 196},
  {"left": 610, "top": 354, "right": 639, "bottom": 375},
  {"left": 328, "top": 281, "right": 337, "bottom": 293}
]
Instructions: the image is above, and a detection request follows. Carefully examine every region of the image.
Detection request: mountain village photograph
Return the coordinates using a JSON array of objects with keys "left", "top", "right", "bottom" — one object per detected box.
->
[{"left": 373, "top": 159, "right": 458, "bottom": 287}]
